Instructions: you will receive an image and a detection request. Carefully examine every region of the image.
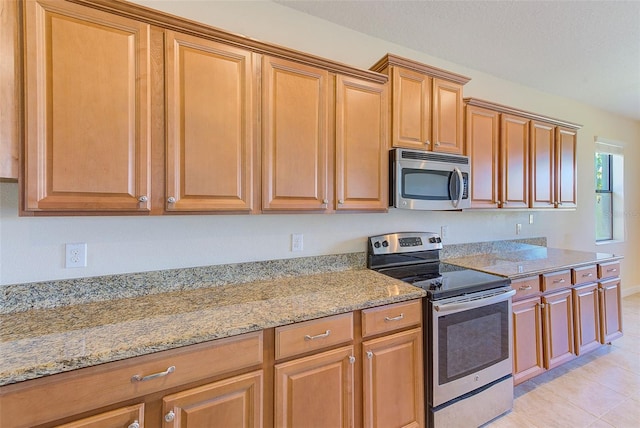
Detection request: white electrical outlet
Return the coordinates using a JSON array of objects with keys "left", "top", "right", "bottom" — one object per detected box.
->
[
  {"left": 529, "top": 214, "right": 534, "bottom": 225},
  {"left": 65, "top": 243, "right": 87, "bottom": 268},
  {"left": 440, "top": 226, "right": 449, "bottom": 240},
  {"left": 516, "top": 224, "right": 522, "bottom": 235},
  {"left": 291, "top": 234, "right": 303, "bottom": 252}
]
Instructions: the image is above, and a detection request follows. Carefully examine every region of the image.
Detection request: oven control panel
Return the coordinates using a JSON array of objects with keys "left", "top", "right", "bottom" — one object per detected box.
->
[{"left": 368, "top": 232, "right": 442, "bottom": 255}]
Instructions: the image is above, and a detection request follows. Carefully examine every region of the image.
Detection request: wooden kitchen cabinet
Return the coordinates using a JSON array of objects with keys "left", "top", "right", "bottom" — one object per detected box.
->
[
  {"left": 56, "top": 404, "right": 144, "bottom": 428},
  {"left": 164, "top": 31, "right": 256, "bottom": 213},
  {"left": 162, "top": 370, "right": 263, "bottom": 428},
  {"left": 335, "top": 75, "right": 388, "bottom": 211},
  {"left": 599, "top": 277, "right": 623, "bottom": 344},
  {"left": 500, "top": 114, "right": 530, "bottom": 209},
  {"left": 572, "top": 282, "right": 601, "bottom": 355},
  {"left": 371, "top": 54, "right": 470, "bottom": 154},
  {"left": 512, "top": 296, "right": 545, "bottom": 385},
  {"left": 465, "top": 104, "right": 500, "bottom": 208},
  {"left": 530, "top": 122, "right": 577, "bottom": 209},
  {"left": 362, "top": 328, "right": 424, "bottom": 428},
  {"left": 542, "top": 289, "right": 575, "bottom": 370},
  {"left": 0, "top": 0, "right": 20, "bottom": 180},
  {"left": 261, "top": 55, "right": 330, "bottom": 211},
  {"left": 22, "top": 0, "right": 152, "bottom": 213}
]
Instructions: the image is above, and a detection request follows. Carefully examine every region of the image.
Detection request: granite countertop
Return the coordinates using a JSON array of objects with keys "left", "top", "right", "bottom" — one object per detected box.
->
[
  {"left": 0, "top": 268, "right": 424, "bottom": 387},
  {"left": 445, "top": 247, "right": 622, "bottom": 279}
]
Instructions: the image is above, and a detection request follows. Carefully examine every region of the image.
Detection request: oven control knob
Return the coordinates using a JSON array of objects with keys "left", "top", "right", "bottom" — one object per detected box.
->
[
  {"left": 436, "top": 237, "right": 442, "bottom": 243},
  {"left": 429, "top": 237, "right": 437, "bottom": 243},
  {"left": 373, "top": 241, "right": 381, "bottom": 249},
  {"left": 382, "top": 240, "right": 389, "bottom": 247}
]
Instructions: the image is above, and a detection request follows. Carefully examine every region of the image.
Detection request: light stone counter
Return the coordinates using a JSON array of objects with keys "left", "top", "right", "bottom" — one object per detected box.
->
[
  {"left": 445, "top": 247, "right": 622, "bottom": 279},
  {"left": 0, "top": 268, "right": 424, "bottom": 386}
]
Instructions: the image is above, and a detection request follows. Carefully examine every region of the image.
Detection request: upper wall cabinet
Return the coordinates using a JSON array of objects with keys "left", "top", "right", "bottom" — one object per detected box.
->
[
  {"left": 335, "top": 75, "right": 388, "bottom": 212},
  {"left": 23, "top": 0, "right": 152, "bottom": 213},
  {"left": 0, "top": 0, "right": 20, "bottom": 180},
  {"left": 165, "top": 31, "right": 256, "bottom": 213},
  {"left": 261, "top": 55, "right": 330, "bottom": 212},
  {"left": 465, "top": 98, "right": 581, "bottom": 210},
  {"left": 371, "top": 54, "right": 470, "bottom": 155}
]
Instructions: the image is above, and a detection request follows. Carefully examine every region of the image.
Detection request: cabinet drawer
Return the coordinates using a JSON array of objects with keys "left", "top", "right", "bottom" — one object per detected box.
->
[
  {"left": 275, "top": 312, "right": 353, "bottom": 360},
  {"left": 598, "top": 261, "right": 620, "bottom": 279},
  {"left": 56, "top": 403, "right": 144, "bottom": 428},
  {"left": 512, "top": 276, "right": 541, "bottom": 301},
  {"left": 0, "top": 331, "right": 263, "bottom": 428},
  {"left": 541, "top": 270, "right": 571, "bottom": 292},
  {"left": 572, "top": 265, "right": 597, "bottom": 285},
  {"left": 361, "top": 300, "right": 422, "bottom": 338}
]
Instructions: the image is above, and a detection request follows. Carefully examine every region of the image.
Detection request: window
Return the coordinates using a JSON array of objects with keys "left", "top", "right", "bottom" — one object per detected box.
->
[
  {"left": 595, "top": 153, "right": 613, "bottom": 241},
  {"left": 594, "top": 138, "right": 624, "bottom": 243}
]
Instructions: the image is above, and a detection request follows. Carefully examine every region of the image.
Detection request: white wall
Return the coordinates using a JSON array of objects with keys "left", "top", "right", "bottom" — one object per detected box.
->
[{"left": 1, "top": 0, "right": 639, "bottom": 293}]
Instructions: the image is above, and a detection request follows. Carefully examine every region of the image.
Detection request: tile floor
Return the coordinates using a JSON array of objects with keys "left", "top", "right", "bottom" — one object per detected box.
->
[{"left": 485, "top": 293, "right": 640, "bottom": 428}]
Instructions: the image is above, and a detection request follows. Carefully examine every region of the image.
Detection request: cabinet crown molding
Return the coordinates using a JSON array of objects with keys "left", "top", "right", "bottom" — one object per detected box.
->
[
  {"left": 464, "top": 98, "right": 582, "bottom": 130},
  {"left": 371, "top": 53, "right": 471, "bottom": 85},
  {"left": 67, "top": 0, "right": 387, "bottom": 83}
]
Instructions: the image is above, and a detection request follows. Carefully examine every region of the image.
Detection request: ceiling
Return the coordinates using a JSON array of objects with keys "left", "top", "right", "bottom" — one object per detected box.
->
[{"left": 274, "top": 0, "right": 640, "bottom": 121}]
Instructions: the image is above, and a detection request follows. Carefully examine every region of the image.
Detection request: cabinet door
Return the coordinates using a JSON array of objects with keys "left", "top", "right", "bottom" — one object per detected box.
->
[
  {"left": 390, "top": 66, "right": 431, "bottom": 150},
  {"left": 275, "top": 346, "right": 354, "bottom": 428},
  {"left": 335, "top": 75, "right": 388, "bottom": 212},
  {"left": 500, "top": 114, "right": 529, "bottom": 208},
  {"left": 0, "top": 0, "right": 20, "bottom": 180},
  {"left": 23, "top": 0, "right": 151, "bottom": 212},
  {"left": 262, "top": 56, "right": 329, "bottom": 211},
  {"left": 466, "top": 105, "right": 499, "bottom": 208},
  {"left": 599, "top": 278, "right": 623, "bottom": 343},
  {"left": 512, "top": 297, "right": 545, "bottom": 385},
  {"left": 162, "top": 370, "right": 263, "bottom": 428},
  {"left": 165, "top": 31, "right": 255, "bottom": 212},
  {"left": 542, "top": 289, "right": 575, "bottom": 369},
  {"left": 56, "top": 404, "right": 144, "bottom": 428},
  {"left": 555, "top": 127, "right": 577, "bottom": 209},
  {"left": 432, "top": 78, "right": 464, "bottom": 154},
  {"left": 530, "top": 120, "right": 555, "bottom": 208},
  {"left": 362, "top": 328, "right": 424, "bottom": 428},
  {"left": 572, "top": 283, "right": 601, "bottom": 355}
]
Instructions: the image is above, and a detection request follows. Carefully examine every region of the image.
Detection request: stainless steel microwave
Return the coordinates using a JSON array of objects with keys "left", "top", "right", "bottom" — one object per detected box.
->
[{"left": 390, "top": 148, "right": 471, "bottom": 210}]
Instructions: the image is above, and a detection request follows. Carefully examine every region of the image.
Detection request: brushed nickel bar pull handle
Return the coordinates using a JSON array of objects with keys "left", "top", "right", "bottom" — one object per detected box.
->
[
  {"left": 582, "top": 273, "right": 593, "bottom": 277},
  {"left": 553, "top": 278, "right": 566, "bottom": 284},
  {"left": 607, "top": 268, "right": 618, "bottom": 272},
  {"left": 131, "top": 365, "right": 175, "bottom": 382},
  {"left": 304, "top": 330, "right": 331, "bottom": 341},
  {"left": 384, "top": 313, "right": 404, "bottom": 322},
  {"left": 519, "top": 285, "right": 532, "bottom": 290}
]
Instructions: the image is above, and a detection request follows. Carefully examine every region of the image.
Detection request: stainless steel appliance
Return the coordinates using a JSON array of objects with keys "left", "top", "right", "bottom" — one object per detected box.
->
[
  {"left": 390, "top": 148, "right": 471, "bottom": 210},
  {"left": 368, "top": 232, "right": 514, "bottom": 427}
]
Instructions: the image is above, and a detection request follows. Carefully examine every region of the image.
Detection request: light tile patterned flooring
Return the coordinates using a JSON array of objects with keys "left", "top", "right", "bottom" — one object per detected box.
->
[{"left": 487, "top": 293, "right": 640, "bottom": 428}]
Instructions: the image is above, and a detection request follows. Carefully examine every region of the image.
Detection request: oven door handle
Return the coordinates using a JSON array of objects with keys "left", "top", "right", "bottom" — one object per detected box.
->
[{"left": 433, "top": 289, "right": 516, "bottom": 313}]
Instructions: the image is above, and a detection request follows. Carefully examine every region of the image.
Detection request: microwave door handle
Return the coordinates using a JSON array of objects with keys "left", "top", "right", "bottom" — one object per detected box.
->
[{"left": 451, "top": 167, "right": 463, "bottom": 208}]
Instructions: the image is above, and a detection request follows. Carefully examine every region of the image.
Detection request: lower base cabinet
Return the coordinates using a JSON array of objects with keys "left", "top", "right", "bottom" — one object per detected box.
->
[
  {"left": 162, "top": 370, "right": 263, "bottom": 428},
  {"left": 573, "top": 283, "right": 601, "bottom": 355},
  {"left": 274, "top": 346, "right": 355, "bottom": 428},
  {"left": 542, "top": 289, "right": 575, "bottom": 370},
  {"left": 362, "top": 328, "right": 424, "bottom": 428},
  {"left": 599, "top": 277, "right": 623, "bottom": 343},
  {"left": 56, "top": 404, "right": 145, "bottom": 428},
  {"left": 512, "top": 297, "right": 545, "bottom": 384}
]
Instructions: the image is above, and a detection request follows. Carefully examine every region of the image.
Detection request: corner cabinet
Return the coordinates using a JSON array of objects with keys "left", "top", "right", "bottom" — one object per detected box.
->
[
  {"left": 22, "top": 0, "right": 152, "bottom": 213},
  {"left": 371, "top": 54, "right": 470, "bottom": 155},
  {"left": 464, "top": 98, "right": 581, "bottom": 210},
  {"left": 164, "top": 31, "right": 256, "bottom": 213}
]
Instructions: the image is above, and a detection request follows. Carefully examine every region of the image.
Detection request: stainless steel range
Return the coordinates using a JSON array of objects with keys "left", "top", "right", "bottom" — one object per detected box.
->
[{"left": 368, "top": 232, "right": 515, "bottom": 427}]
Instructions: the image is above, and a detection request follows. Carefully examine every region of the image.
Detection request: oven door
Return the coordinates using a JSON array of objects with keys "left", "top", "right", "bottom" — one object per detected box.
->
[{"left": 429, "top": 288, "right": 516, "bottom": 407}]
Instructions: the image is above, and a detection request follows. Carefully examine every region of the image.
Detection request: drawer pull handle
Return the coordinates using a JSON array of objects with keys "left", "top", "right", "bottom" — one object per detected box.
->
[
  {"left": 582, "top": 273, "right": 593, "bottom": 277},
  {"left": 384, "top": 313, "right": 404, "bottom": 322},
  {"left": 607, "top": 268, "right": 618, "bottom": 272},
  {"left": 304, "top": 330, "right": 331, "bottom": 341},
  {"left": 553, "top": 278, "right": 566, "bottom": 284},
  {"left": 131, "top": 365, "right": 175, "bottom": 382},
  {"left": 519, "top": 285, "right": 532, "bottom": 291}
]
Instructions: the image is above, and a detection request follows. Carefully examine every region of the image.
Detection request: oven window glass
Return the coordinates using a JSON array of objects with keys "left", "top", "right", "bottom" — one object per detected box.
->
[
  {"left": 402, "top": 168, "right": 451, "bottom": 200},
  {"left": 438, "top": 301, "right": 509, "bottom": 384}
]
